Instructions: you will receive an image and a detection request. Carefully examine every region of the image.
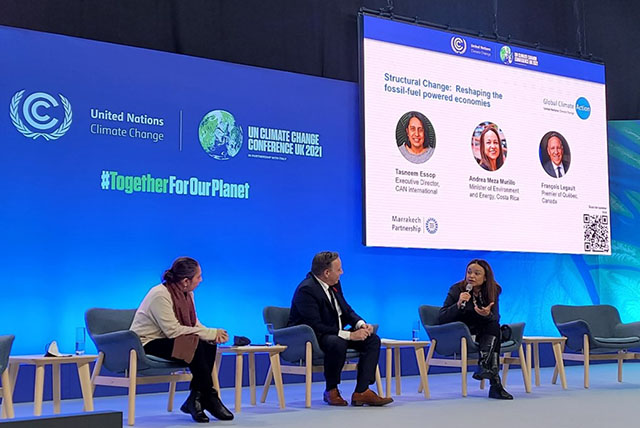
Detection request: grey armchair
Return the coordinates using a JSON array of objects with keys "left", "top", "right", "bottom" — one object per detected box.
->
[
  {"left": 0, "top": 335, "right": 15, "bottom": 419},
  {"left": 261, "top": 306, "right": 382, "bottom": 407},
  {"left": 551, "top": 304, "right": 640, "bottom": 388},
  {"left": 85, "top": 308, "right": 193, "bottom": 426},
  {"left": 418, "top": 305, "right": 530, "bottom": 396}
]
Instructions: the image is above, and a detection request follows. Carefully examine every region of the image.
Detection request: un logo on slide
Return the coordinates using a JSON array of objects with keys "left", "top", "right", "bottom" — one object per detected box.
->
[
  {"left": 10, "top": 90, "right": 72, "bottom": 140},
  {"left": 450, "top": 36, "right": 467, "bottom": 55},
  {"left": 198, "top": 110, "right": 243, "bottom": 160}
]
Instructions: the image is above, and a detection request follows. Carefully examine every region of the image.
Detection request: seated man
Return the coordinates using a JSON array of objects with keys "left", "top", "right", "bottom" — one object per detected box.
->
[{"left": 288, "top": 251, "right": 392, "bottom": 406}]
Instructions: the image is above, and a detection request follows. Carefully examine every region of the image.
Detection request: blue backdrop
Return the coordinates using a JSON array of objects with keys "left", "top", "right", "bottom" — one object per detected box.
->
[{"left": 0, "top": 26, "right": 637, "bottom": 363}]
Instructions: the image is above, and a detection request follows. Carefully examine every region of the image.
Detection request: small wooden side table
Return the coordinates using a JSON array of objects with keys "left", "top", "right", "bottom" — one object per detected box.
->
[
  {"left": 380, "top": 339, "right": 431, "bottom": 399},
  {"left": 7, "top": 354, "right": 97, "bottom": 416},
  {"left": 522, "top": 336, "right": 567, "bottom": 389},
  {"left": 212, "top": 345, "right": 287, "bottom": 413}
]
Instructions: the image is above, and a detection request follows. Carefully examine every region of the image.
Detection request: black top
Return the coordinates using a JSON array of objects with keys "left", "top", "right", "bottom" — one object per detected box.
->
[
  {"left": 438, "top": 282, "right": 500, "bottom": 326},
  {"left": 287, "top": 272, "right": 362, "bottom": 340}
]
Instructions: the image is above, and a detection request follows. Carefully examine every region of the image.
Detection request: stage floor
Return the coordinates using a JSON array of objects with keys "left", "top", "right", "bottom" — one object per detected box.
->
[{"left": 7, "top": 362, "right": 640, "bottom": 427}]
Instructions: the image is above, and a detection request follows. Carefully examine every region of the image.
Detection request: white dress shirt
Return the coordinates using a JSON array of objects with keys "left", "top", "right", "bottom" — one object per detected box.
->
[
  {"left": 554, "top": 162, "right": 565, "bottom": 177},
  {"left": 314, "top": 275, "right": 365, "bottom": 340}
]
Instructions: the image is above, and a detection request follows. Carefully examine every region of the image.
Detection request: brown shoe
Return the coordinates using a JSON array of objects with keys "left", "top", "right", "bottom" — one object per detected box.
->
[
  {"left": 351, "top": 389, "right": 393, "bottom": 407},
  {"left": 323, "top": 388, "right": 348, "bottom": 406}
]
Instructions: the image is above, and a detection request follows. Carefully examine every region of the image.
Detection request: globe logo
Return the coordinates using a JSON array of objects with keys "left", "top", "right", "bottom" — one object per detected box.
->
[
  {"left": 198, "top": 110, "right": 243, "bottom": 160},
  {"left": 450, "top": 36, "right": 467, "bottom": 55},
  {"left": 499, "top": 46, "right": 513, "bottom": 64},
  {"left": 575, "top": 97, "right": 591, "bottom": 120}
]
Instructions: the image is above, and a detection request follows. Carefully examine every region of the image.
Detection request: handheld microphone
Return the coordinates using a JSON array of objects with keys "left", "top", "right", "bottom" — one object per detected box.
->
[{"left": 460, "top": 283, "right": 473, "bottom": 309}]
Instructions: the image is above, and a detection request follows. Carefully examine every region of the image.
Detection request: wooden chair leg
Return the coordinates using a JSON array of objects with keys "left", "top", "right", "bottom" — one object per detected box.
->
[
  {"left": 618, "top": 351, "right": 624, "bottom": 382},
  {"left": 90, "top": 352, "right": 104, "bottom": 396},
  {"left": 375, "top": 365, "right": 383, "bottom": 396},
  {"left": 461, "top": 338, "right": 468, "bottom": 397},
  {"left": 518, "top": 345, "right": 531, "bottom": 393},
  {"left": 270, "top": 352, "right": 286, "bottom": 409},
  {"left": 127, "top": 349, "right": 138, "bottom": 426},
  {"left": 167, "top": 380, "right": 176, "bottom": 412},
  {"left": 502, "top": 352, "right": 511, "bottom": 386},
  {"left": 551, "top": 342, "right": 567, "bottom": 389},
  {"left": 260, "top": 364, "right": 273, "bottom": 403},
  {"left": 305, "top": 342, "right": 312, "bottom": 408},
  {"left": 415, "top": 346, "right": 430, "bottom": 399},
  {"left": 551, "top": 342, "right": 565, "bottom": 384},
  {"left": 480, "top": 379, "right": 485, "bottom": 390},
  {"left": 1, "top": 369, "right": 14, "bottom": 419},
  {"left": 583, "top": 334, "right": 590, "bottom": 389}
]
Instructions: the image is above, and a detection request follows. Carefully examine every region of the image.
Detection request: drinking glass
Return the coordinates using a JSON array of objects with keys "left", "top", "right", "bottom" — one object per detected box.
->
[
  {"left": 265, "top": 323, "right": 274, "bottom": 346},
  {"left": 75, "top": 327, "right": 86, "bottom": 355},
  {"left": 412, "top": 321, "right": 421, "bottom": 342}
]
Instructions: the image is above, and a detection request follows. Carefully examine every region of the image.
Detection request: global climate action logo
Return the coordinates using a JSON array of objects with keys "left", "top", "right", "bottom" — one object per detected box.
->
[
  {"left": 450, "top": 36, "right": 467, "bottom": 55},
  {"left": 10, "top": 90, "right": 72, "bottom": 140},
  {"left": 198, "top": 110, "right": 243, "bottom": 160},
  {"left": 499, "top": 46, "right": 513, "bottom": 64},
  {"left": 575, "top": 97, "right": 591, "bottom": 120}
]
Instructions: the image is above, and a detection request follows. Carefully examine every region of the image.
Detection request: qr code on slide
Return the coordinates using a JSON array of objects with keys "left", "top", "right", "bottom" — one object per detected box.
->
[{"left": 583, "top": 214, "right": 610, "bottom": 252}]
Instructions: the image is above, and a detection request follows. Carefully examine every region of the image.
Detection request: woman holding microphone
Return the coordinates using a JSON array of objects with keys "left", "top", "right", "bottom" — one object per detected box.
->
[{"left": 438, "top": 259, "right": 512, "bottom": 399}]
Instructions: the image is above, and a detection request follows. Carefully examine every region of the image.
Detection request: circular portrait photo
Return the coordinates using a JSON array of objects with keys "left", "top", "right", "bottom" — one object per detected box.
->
[
  {"left": 471, "top": 122, "right": 507, "bottom": 172},
  {"left": 395, "top": 111, "right": 436, "bottom": 164},
  {"left": 540, "top": 131, "right": 571, "bottom": 178}
]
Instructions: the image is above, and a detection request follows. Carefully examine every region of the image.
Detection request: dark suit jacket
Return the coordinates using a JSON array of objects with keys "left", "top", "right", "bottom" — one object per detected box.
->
[
  {"left": 543, "top": 159, "right": 569, "bottom": 177},
  {"left": 287, "top": 272, "right": 362, "bottom": 340}
]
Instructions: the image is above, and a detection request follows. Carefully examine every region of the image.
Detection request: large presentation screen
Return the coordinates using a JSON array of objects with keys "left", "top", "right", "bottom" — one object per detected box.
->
[{"left": 361, "top": 15, "right": 611, "bottom": 255}]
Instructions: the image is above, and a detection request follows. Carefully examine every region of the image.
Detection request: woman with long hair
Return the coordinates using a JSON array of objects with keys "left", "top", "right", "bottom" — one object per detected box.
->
[
  {"left": 438, "top": 259, "right": 512, "bottom": 399},
  {"left": 130, "top": 257, "right": 234, "bottom": 423},
  {"left": 479, "top": 127, "right": 504, "bottom": 171}
]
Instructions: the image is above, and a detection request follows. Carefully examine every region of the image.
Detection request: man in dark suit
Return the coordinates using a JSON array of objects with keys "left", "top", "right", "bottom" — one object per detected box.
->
[
  {"left": 288, "top": 251, "right": 392, "bottom": 406},
  {"left": 543, "top": 134, "right": 570, "bottom": 178}
]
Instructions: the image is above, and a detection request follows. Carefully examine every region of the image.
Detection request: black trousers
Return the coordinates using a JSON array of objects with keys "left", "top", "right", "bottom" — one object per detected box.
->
[
  {"left": 458, "top": 312, "right": 501, "bottom": 341},
  {"left": 144, "top": 338, "right": 217, "bottom": 393},
  {"left": 318, "top": 333, "right": 381, "bottom": 393}
]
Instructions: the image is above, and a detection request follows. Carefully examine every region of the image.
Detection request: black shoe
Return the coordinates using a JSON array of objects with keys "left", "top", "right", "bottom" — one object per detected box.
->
[
  {"left": 488, "top": 383, "right": 513, "bottom": 400},
  {"left": 203, "top": 388, "right": 234, "bottom": 421},
  {"left": 180, "top": 390, "right": 210, "bottom": 423}
]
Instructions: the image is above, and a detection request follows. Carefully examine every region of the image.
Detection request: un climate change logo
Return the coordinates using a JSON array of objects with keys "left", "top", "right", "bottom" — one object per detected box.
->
[
  {"left": 198, "top": 110, "right": 243, "bottom": 160},
  {"left": 10, "top": 90, "right": 72, "bottom": 140},
  {"left": 450, "top": 36, "right": 467, "bottom": 55}
]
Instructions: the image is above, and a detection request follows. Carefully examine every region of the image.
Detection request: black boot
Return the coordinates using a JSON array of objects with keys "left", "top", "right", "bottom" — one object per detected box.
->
[
  {"left": 489, "top": 382, "right": 513, "bottom": 400},
  {"left": 180, "top": 390, "right": 210, "bottom": 423},
  {"left": 472, "top": 335, "right": 498, "bottom": 381},
  {"left": 488, "top": 353, "right": 513, "bottom": 400},
  {"left": 203, "top": 388, "right": 234, "bottom": 421}
]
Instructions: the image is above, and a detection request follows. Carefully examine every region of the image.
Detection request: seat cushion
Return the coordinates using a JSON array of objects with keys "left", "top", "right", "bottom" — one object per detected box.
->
[
  {"left": 146, "top": 354, "right": 182, "bottom": 364},
  {"left": 594, "top": 336, "right": 640, "bottom": 346},
  {"left": 499, "top": 340, "right": 518, "bottom": 352},
  {"left": 594, "top": 336, "right": 640, "bottom": 344}
]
